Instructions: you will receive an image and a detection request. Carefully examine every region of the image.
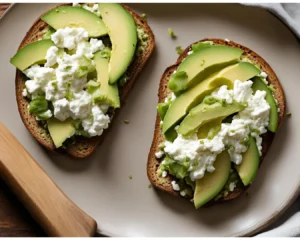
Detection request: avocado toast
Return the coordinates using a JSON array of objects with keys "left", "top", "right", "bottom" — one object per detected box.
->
[
  {"left": 11, "top": 3, "right": 155, "bottom": 158},
  {"left": 148, "top": 39, "right": 285, "bottom": 208}
]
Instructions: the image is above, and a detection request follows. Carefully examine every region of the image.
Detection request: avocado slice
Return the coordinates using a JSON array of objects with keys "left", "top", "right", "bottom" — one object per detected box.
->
[
  {"left": 235, "top": 137, "right": 260, "bottom": 186},
  {"left": 41, "top": 6, "right": 108, "bottom": 38},
  {"left": 47, "top": 118, "right": 76, "bottom": 148},
  {"left": 252, "top": 77, "right": 278, "bottom": 133},
  {"left": 163, "top": 62, "right": 260, "bottom": 135},
  {"left": 99, "top": 3, "right": 137, "bottom": 84},
  {"left": 10, "top": 40, "right": 55, "bottom": 71},
  {"left": 194, "top": 151, "right": 231, "bottom": 209},
  {"left": 197, "top": 118, "right": 222, "bottom": 139},
  {"left": 168, "top": 46, "right": 243, "bottom": 95},
  {"left": 178, "top": 101, "right": 245, "bottom": 136},
  {"left": 92, "top": 52, "right": 120, "bottom": 108}
]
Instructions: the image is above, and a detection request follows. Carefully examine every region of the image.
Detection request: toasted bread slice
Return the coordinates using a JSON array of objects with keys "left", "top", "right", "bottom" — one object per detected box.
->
[
  {"left": 147, "top": 38, "right": 285, "bottom": 203},
  {"left": 15, "top": 4, "right": 155, "bottom": 158}
]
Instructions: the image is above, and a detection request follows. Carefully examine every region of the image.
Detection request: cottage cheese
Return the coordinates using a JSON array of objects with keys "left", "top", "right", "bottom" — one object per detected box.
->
[
  {"left": 155, "top": 151, "right": 164, "bottom": 159},
  {"left": 69, "top": 91, "right": 92, "bottom": 119},
  {"left": 229, "top": 182, "right": 236, "bottom": 192},
  {"left": 23, "top": 27, "right": 110, "bottom": 137},
  {"left": 163, "top": 80, "right": 270, "bottom": 181},
  {"left": 53, "top": 98, "right": 71, "bottom": 121},
  {"left": 171, "top": 181, "right": 180, "bottom": 191},
  {"left": 73, "top": 3, "right": 101, "bottom": 17},
  {"left": 22, "top": 88, "right": 28, "bottom": 97},
  {"left": 82, "top": 105, "right": 110, "bottom": 136},
  {"left": 24, "top": 65, "right": 56, "bottom": 98}
]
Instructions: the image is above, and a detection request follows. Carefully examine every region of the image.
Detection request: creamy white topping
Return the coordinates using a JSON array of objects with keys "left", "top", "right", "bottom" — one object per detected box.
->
[
  {"left": 23, "top": 27, "right": 109, "bottom": 137},
  {"left": 163, "top": 80, "right": 270, "bottom": 181}
]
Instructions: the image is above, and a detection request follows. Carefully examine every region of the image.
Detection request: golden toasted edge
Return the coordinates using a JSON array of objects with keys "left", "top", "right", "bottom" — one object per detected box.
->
[
  {"left": 147, "top": 38, "right": 286, "bottom": 204},
  {"left": 15, "top": 3, "right": 155, "bottom": 158}
]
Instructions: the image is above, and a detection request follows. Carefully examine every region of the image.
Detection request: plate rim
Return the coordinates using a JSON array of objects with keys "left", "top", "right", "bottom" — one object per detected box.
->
[{"left": 1, "top": 3, "right": 298, "bottom": 237}]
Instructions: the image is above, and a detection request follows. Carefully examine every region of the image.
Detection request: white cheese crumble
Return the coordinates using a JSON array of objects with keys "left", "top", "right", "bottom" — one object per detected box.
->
[
  {"left": 82, "top": 105, "right": 110, "bottom": 137},
  {"left": 225, "top": 38, "right": 230, "bottom": 42},
  {"left": 180, "top": 190, "right": 186, "bottom": 197},
  {"left": 83, "top": 4, "right": 101, "bottom": 17},
  {"left": 162, "top": 171, "right": 168, "bottom": 178},
  {"left": 155, "top": 151, "right": 164, "bottom": 159},
  {"left": 171, "top": 92, "right": 176, "bottom": 101},
  {"left": 259, "top": 72, "right": 267, "bottom": 78},
  {"left": 51, "top": 27, "right": 88, "bottom": 50},
  {"left": 69, "top": 91, "right": 92, "bottom": 119},
  {"left": 22, "top": 88, "right": 28, "bottom": 97},
  {"left": 53, "top": 98, "right": 71, "bottom": 121},
  {"left": 229, "top": 182, "right": 236, "bottom": 192},
  {"left": 73, "top": 3, "right": 101, "bottom": 17},
  {"left": 171, "top": 181, "right": 180, "bottom": 191},
  {"left": 163, "top": 80, "right": 270, "bottom": 181},
  {"left": 23, "top": 27, "right": 110, "bottom": 137}
]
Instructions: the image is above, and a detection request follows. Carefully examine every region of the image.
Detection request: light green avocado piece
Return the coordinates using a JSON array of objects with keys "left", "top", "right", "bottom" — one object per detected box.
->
[
  {"left": 99, "top": 3, "right": 137, "bottom": 84},
  {"left": 41, "top": 6, "right": 108, "bottom": 38},
  {"left": 178, "top": 101, "right": 245, "bottom": 136},
  {"left": 10, "top": 40, "right": 55, "bottom": 71},
  {"left": 235, "top": 136, "right": 260, "bottom": 186},
  {"left": 194, "top": 151, "right": 231, "bottom": 209},
  {"left": 92, "top": 52, "right": 120, "bottom": 108},
  {"left": 157, "top": 101, "right": 171, "bottom": 121},
  {"left": 197, "top": 117, "right": 223, "bottom": 139},
  {"left": 163, "top": 62, "right": 260, "bottom": 135},
  {"left": 168, "top": 46, "right": 243, "bottom": 95},
  {"left": 47, "top": 118, "right": 76, "bottom": 148},
  {"left": 252, "top": 77, "right": 278, "bottom": 133}
]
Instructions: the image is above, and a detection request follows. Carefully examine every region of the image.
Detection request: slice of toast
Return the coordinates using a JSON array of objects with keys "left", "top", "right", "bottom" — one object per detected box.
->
[
  {"left": 15, "top": 3, "right": 155, "bottom": 158},
  {"left": 147, "top": 38, "right": 285, "bottom": 203}
]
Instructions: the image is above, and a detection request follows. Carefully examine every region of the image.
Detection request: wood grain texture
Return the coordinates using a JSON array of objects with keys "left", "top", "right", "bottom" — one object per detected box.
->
[
  {"left": 0, "top": 123, "right": 97, "bottom": 236},
  {"left": 0, "top": 5, "right": 44, "bottom": 237}
]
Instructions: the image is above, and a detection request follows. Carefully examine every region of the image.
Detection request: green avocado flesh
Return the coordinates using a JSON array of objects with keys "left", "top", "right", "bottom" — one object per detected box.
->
[
  {"left": 41, "top": 6, "right": 108, "bottom": 38},
  {"left": 194, "top": 151, "right": 231, "bottom": 209},
  {"left": 47, "top": 118, "right": 76, "bottom": 148},
  {"left": 235, "top": 137, "right": 260, "bottom": 186},
  {"left": 178, "top": 101, "right": 245, "bottom": 136},
  {"left": 99, "top": 3, "right": 138, "bottom": 84},
  {"left": 168, "top": 46, "right": 243, "bottom": 95},
  {"left": 252, "top": 77, "right": 278, "bottom": 133},
  {"left": 10, "top": 40, "right": 55, "bottom": 71},
  {"left": 92, "top": 52, "right": 120, "bottom": 108},
  {"left": 162, "top": 62, "right": 260, "bottom": 135},
  {"left": 197, "top": 118, "right": 222, "bottom": 139}
]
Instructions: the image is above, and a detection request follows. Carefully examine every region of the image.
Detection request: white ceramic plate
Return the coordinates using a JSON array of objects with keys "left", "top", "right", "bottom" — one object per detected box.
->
[{"left": 0, "top": 3, "right": 298, "bottom": 237}]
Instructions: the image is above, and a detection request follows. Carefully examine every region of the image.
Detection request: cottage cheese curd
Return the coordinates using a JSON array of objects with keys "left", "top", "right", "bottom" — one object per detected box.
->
[
  {"left": 23, "top": 27, "right": 110, "bottom": 137},
  {"left": 161, "top": 80, "right": 270, "bottom": 181},
  {"left": 73, "top": 3, "right": 101, "bottom": 17}
]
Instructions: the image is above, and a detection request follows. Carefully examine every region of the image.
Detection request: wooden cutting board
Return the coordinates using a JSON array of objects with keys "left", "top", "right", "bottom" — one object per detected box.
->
[{"left": 0, "top": 4, "right": 44, "bottom": 236}]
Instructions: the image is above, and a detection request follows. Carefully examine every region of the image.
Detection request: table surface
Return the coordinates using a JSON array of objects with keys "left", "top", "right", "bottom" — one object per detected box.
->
[{"left": 0, "top": 3, "right": 45, "bottom": 236}]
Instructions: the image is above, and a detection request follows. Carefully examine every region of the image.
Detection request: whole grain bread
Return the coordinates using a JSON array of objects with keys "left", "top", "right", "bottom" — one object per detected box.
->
[
  {"left": 147, "top": 38, "right": 285, "bottom": 204},
  {"left": 15, "top": 4, "right": 155, "bottom": 158}
]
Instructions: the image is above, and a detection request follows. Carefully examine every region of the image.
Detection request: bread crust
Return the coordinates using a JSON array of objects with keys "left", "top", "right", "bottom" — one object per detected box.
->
[
  {"left": 15, "top": 3, "right": 155, "bottom": 158},
  {"left": 147, "top": 38, "right": 285, "bottom": 204}
]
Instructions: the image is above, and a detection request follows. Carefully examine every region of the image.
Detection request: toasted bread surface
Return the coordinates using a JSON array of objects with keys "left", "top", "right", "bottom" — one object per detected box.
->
[
  {"left": 15, "top": 3, "right": 155, "bottom": 158},
  {"left": 147, "top": 38, "right": 285, "bottom": 203}
]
